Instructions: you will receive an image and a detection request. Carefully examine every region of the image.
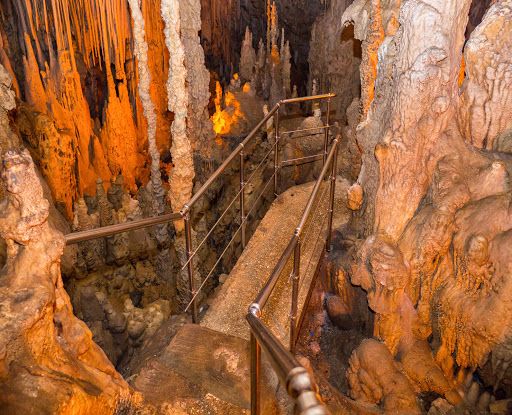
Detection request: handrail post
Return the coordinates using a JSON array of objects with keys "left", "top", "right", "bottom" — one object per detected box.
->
[
  {"left": 240, "top": 149, "right": 246, "bottom": 249},
  {"left": 250, "top": 332, "right": 261, "bottom": 415},
  {"left": 273, "top": 107, "right": 280, "bottom": 197},
  {"left": 326, "top": 140, "right": 339, "bottom": 253},
  {"left": 290, "top": 239, "right": 301, "bottom": 353},
  {"left": 184, "top": 214, "right": 198, "bottom": 323},
  {"left": 323, "top": 98, "right": 331, "bottom": 165}
]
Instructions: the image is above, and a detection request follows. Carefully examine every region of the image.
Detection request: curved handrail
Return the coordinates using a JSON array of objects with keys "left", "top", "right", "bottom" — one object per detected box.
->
[
  {"left": 65, "top": 93, "right": 335, "bottom": 326},
  {"left": 64, "top": 93, "right": 336, "bottom": 245},
  {"left": 246, "top": 137, "right": 339, "bottom": 415},
  {"left": 63, "top": 93, "right": 337, "bottom": 414}
]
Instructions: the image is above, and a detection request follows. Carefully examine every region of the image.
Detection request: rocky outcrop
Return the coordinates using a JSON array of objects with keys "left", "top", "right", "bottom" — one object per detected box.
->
[
  {"left": 0, "top": 149, "right": 143, "bottom": 414},
  {"left": 331, "top": 0, "right": 512, "bottom": 413}
]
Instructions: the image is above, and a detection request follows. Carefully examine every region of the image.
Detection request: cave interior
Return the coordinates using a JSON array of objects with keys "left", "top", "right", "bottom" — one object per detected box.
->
[{"left": 1, "top": 0, "right": 512, "bottom": 414}]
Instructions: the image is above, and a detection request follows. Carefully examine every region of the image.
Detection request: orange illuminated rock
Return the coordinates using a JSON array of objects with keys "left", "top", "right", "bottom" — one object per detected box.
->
[{"left": 211, "top": 82, "right": 246, "bottom": 136}]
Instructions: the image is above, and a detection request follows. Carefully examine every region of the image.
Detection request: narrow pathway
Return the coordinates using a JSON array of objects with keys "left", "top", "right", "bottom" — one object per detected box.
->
[
  {"left": 202, "top": 178, "right": 350, "bottom": 345},
  {"left": 132, "top": 179, "right": 350, "bottom": 414}
]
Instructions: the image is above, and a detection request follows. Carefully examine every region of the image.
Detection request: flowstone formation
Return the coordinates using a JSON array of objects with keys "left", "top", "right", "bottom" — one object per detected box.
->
[
  {"left": 0, "top": 149, "right": 147, "bottom": 414},
  {"left": 322, "top": 0, "right": 512, "bottom": 413},
  {"left": 0, "top": 0, "right": 215, "bottom": 220}
]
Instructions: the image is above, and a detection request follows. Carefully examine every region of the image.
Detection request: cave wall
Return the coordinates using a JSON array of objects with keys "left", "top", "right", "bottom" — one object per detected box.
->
[
  {"left": 309, "top": 0, "right": 361, "bottom": 122},
  {"left": 0, "top": 71, "right": 145, "bottom": 411},
  {"left": 201, "top": 0, "right": 241, "bottom": 79},
  {"left": 0, "top": 0, "right": 174, "bottom": 219},
  {"left": 203, "top": 0, "right": 328, "bottom": 93},
  {"left": 333, "top": 0, "right": 512, "bottom": 412}
]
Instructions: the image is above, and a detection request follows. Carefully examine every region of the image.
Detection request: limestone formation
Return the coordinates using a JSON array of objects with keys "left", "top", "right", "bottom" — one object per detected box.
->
[
  {"left": 0, "top": 149, "right": 140, "bottom": 414},
  {"left": 161, "top": 0, "right": 195, "bottom": 214},
  {"left": 0, "top": 64, "right": 18, "bottom": 201},
  {"left": 128, "top": 0, "right": 165, "bottom": 217},
  {"left": 309, "top": 0, "right": 361, "bottom": 121},
  {"left": 458, "top": 0, "right": 512, "bottom": 150},
  {"left": 0, "top": 1, "right": 511, "bottom": 414},
  {"left": 0, "top": 0, "right": 174, "bottom": 217},
  {"left": 180, "top": 0, "right": 216, "bottom": 159},
  {"left": 330, "top": 0, "right": 512, "bottom": 412},
  {"left": 240, "top": 27, "right": 256, "bottom": 83}
]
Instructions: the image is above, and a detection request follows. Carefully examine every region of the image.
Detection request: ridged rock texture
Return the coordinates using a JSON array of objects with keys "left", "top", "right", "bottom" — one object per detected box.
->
[
  {"left": 0, "top": 0, "right": 205, "bottom": 219},
  {"left": 161, "top": 0, "right": 195, "bottom": 213},
  {"left": 309, "top": 0, "right": 362, "bottom": 123},
  {"left": 332, "top": 0, "right": 512, "bottom": 412},
  {"left": 201, "top": 0, "right": 241, "bottom": 79},
  {"left": 127, "top": 0, "right": 165, "bottom": 217},
  {"left": 0, "top": 148, "right": 144, "bottom": 414}
]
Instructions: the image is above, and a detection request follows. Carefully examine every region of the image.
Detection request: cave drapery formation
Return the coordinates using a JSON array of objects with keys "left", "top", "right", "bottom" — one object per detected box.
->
[
  {"left": 1, "top": 0, "right": 512, "bottom": 414},
  {"left": 334, "top": 0, "right": 512, "bottom": 413}
]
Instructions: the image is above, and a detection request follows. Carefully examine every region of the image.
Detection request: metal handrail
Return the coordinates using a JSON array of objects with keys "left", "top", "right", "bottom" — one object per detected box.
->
[
  {"left": 65, "top": 93, "right": 336, "bottom": 325},
  {"left": 246, "top": 137, "right": 339, "bottom": 415},
  {"left": 65, "top": 212, "right": 183, "bottom": 244},
  {"left": 247, "top": 313, "right": 327, "bottom": 415},
  {"left": 180, "top": 93, "right": 335, "bottom": 216}
]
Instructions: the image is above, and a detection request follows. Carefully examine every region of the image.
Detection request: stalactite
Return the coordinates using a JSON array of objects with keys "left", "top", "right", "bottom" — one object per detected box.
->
[
  {"left": 266, "top": 0, "right": 271, "bottom": 53},
  {"left": 161, "top": 0, "right": 194, "bottom": 214},
  {"left": 128, "top": 0, "right": 165, "bottom": 218},
  {"left": 281, "top": 39, "right": 291, "bottom": 97},
  {"left": 0, "top": 0, "right": 146, "bottom": 214},
  {"left": 270, "top": 2, "right": 279, "bottom": 52},
  {"left": 179, "top": 0, "right": 215, "bottom": 158}
]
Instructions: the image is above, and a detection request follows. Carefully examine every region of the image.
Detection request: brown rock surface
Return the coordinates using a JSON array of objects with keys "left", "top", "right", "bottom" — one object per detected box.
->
[
  {"left": 329, "top": 0, "right": 512, "bottom": 412},
  {"left": 0, "top": 149, "right": 144, "bottom": 414}
]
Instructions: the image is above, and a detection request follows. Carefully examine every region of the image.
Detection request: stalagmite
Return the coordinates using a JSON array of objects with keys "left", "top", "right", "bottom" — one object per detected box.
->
[
  {"left": 240, "top": 27, "right": 256, "bottom": 83},
  {"left": 161, "top": 0, "right": 195, "bottom": 214},
  {"left": 128, "top": 0, "right": 165, "bottom": 217},
  {"left": 281, "top": 39, "right": 291, "bottom": 97}
]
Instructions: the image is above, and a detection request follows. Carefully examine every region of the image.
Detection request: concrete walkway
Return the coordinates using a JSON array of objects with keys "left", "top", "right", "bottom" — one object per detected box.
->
[
  {"left": 201, "top": 178, "right": 350, "bottom": 344},
  {"left": 132, "top": 178, "right": 350, "bottom": 414}
]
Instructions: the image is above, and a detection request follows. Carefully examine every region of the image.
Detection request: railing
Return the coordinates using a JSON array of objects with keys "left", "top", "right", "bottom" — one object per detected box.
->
[
  {"left": 246, "top": 137, "right": 339, "bottom": 414},
  {"left": 65, "top": 93, "right": 336, "bottom": 325}
]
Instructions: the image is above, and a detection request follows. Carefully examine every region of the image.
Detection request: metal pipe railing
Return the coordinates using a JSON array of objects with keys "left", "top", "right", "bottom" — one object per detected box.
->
[
  {"left": 64, "top": 212, "right": 182, "bottom": 244},
  {"left": 247, "top": 136, "right": 339, "bottom": 415},
  {"left": 65, "top": 93, "right": 336, "bottom": 328},
  {"left": 280, "top": 93, "right": 335, "bottom": 105},
  {"left": 251, "top": 137, "right": 339, "bottom": 311},
  {"left": 273, "top": 108, "right": 280, "bottom": 197},
  {"left": 247, "top": 312, "right": 329, "bottom": 415},
  {"left": 240, "top": 149, "right": 246, "bottom": 248}
]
